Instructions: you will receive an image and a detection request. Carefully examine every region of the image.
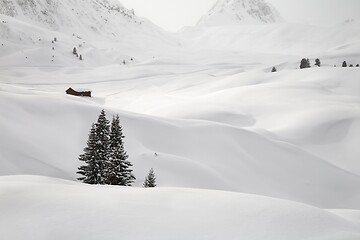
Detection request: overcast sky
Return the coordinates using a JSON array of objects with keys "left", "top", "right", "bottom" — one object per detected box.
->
[{"left": 119, "top": 0, "right": 360, "bottom": 31}]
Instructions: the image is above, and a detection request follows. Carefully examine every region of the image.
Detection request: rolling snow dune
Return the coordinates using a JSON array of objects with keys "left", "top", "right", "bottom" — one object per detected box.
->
[
  {"left": 0, "top": 77, "right": 360, "bottom": 209},
  {"left": 0, "top": 175, "right": 360, "bottom": 240}
]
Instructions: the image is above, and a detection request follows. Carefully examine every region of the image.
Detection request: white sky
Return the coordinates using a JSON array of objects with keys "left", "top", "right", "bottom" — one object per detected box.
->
[{"left": 119, "top": 0, "right": 360, "bottom": 32}]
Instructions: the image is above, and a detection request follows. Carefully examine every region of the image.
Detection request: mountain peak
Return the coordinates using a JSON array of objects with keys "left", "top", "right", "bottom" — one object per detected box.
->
[{"left": 197, "top": 0, "right": 283, "bottom": 26}]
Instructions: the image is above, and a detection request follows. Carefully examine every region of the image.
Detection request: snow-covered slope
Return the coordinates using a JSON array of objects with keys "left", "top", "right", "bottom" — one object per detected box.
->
[
  {"left": 197, "top": 0, "right": 283, "bottom": 26},
  {"left": 0, "top": 0, "right": 150, "bottom": 37},
  {"left": 1, "top": 175, "right": 360, "bottom": 240},
  {"left": 0, "top": 0, "right": 178, "bottom": 67},
  {"left": 1, "top": 55, "right": 360, "bottom": 209}
]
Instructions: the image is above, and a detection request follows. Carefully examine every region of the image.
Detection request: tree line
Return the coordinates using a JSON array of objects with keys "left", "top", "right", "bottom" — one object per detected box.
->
[
  {"left": 271, "top": 58, "right": 359, "bottom": 72},
  {"left": 77, "top": 110, "right": 156, "bottom": 187}
]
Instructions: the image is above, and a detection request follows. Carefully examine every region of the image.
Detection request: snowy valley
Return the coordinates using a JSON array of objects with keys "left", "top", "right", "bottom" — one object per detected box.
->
[{"left": 0, "top": 0, "right": 360, "bottom": 239}]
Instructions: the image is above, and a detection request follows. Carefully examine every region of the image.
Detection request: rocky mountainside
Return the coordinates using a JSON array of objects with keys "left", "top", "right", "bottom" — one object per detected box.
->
[
  {"left": 0, "top": 0, "right": 178, "bottom": 66},
  {"left": 0, "top": 0, "right": 153, "bottom": 37},
  {"left": 197, "top": 0, "right": 283, "bottom": 26}
]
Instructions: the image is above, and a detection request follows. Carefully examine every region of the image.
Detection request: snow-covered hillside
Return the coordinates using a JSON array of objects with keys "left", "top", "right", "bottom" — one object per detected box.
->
[
  {"left": 197, "top": 0, "right": 283, "bottom": 26},
  {"left": 0, "top": 0, "right": 152, "bottom": 37},
  {"left": 1, "top": 175, "right": 360, "bottom": 240},
  {"left": 0, "top": 0, "right": 178, "bottom": 67},
  {"left": 0, "top": 0, "right": 360, "bottom": 239}
]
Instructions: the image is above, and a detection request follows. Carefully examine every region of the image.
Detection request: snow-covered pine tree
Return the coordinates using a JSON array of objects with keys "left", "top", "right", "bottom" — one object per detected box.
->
[
  {"left": 105, "top": 114, "right": 135, "bottom": 186},
  {"left": 95, "top": 109, "right": 111, "bottom": 184},
  {"left": 143, "top": 168, "right": 156, "bottom": 188},
  {"left": 77, "top": 124, "right": 101, "bottom": 184}
]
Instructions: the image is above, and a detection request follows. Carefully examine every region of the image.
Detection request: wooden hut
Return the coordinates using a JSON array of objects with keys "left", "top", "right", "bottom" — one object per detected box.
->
[{"left": 66, "top": 88, "right": 91, "bottom": 97}]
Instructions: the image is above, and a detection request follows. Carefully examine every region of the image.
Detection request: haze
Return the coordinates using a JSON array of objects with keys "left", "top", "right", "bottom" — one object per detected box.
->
[{"left": 119, "top": 0, "right": 360, "bottom": 31}]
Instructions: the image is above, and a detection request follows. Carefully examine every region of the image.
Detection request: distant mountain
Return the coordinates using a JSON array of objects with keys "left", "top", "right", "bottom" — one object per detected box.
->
[
  {"left": 0, "top": 0, "right": 160, "bottom": 38},
  {"left": 197, "top": 0, "right": 283, "bottom": 26},
  {"left": 0, "top": 0, "right": 179, "bottom": 66}
]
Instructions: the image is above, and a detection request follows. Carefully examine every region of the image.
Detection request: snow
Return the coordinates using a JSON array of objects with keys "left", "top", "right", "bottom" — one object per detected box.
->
[
  {"left": 1, "top": 175, "right": 360, "bottom": 240},
  {"left": 0, "top": 0, "right": 360, "bottom": 238},
  {"left": 197, "top": 0, "right": 283, "bottom": 26}
]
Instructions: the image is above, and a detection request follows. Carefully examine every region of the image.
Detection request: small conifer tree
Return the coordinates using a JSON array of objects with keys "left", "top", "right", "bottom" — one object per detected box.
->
[
  {"left": 356, "top": 64, "right": 359, "bottom": 67},
  {"left": 79, "top": 54, "right": 83, "bottom": 61},
  {"left": 349, "top": 64, "right": 353, "bottom": 67},
  {"left": 300, "top": 58, "right": 311, "bottom": 69},
  {"left": 271, "top": 67, "right": 277, "bottom": 72},
  {"left": 342, "top": 61, "right": 347, "bottom": 67},
  {"left": 315, "top": 58, "right": 321, "bottom": 67},
  {"left": 73, "top": 47, "right": 77, "bottom": 55},
  {"left": 143, "top": 168, "right": 156, "bottom": 188}
]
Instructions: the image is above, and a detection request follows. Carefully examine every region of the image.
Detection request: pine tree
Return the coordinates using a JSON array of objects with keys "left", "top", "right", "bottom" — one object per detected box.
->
[
  {"left": 77, "top": 124, "right": 101, "bottom": 184},
  {"left": 143, "top": 168, "right": 156, "bottom": 188},
  {"left": 300, "top": 58, "right": 311, "bottom": 69},
  {"left": 356, "top": 64, "right": 359, "bottom": 67},
  {"left": 73, "top": 47, "right": 77, "bottom": 55},
  {"left": 271, "top": 67, "right": 277, "bottom": 72},
  {"left": 94, "top": 109, "right": 111, "bottom": 184},
  {"left": 79, "top": 54, "right": 83, "bottom": 61},
  {"left": 105, "top": 115, "right": 135, "bottom": 186},
  {"left": 315, "top": 58, "right": 321, "bottom": 67},
  {"left": 342, "top": 61, "right": 347, "bottom": 67}
]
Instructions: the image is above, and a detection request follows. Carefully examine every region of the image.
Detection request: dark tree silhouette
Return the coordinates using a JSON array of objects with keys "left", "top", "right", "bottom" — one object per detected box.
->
[
  {"left": 143, "top": 168, "right": 156, "bottom": 188},
  {"left": 105, "top": 115, "right": 135, "bottom": 186}
]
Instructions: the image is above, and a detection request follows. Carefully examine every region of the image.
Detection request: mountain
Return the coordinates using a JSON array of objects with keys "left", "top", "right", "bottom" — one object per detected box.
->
[
  {"left": 0, "top": 0, "right": 151, "bottom": 37},
  {"left": 0, "top": 0, "right": 178, "bottom": 67},
  {"left": 197, "top": 0, "right": 283, "bottom": 26}
]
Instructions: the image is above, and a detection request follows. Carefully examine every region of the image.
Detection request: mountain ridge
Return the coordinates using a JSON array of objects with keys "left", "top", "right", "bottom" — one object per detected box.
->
[{"left": 197, "top": 0, "right": 283, "bottom": 26}]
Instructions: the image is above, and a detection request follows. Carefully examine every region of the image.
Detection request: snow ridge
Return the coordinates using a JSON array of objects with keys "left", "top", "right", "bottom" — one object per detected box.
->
[{"left": 197, "top": 0, "right": 283, "bottom": 26}]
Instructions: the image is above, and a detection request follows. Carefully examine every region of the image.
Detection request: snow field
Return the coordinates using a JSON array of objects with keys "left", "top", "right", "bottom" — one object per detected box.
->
[{"left": 1, "top": 175, "right": 360, "bottom": 240}]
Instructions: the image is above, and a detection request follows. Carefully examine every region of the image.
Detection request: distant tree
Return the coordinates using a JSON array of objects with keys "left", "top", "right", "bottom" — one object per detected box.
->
[
  {"left": 77, "top": 124, "right": 101, "bottom": 184},
  {"left": 54, "top": 37, "right": 57, "bottom": 42},
  {"left": 143, "top": 168, "right": 156, "bottom": 188},
  {"left": 342, "top": 61, "right": 347, "bottom": 67},
  {"left": 300, "top": 58, "right": 311, "bottom": 69},
  {"left": 105, "top": 115, "right": 135, "bottom": 186},
  {"left": 356, "top": 64, "right": 359, "bottom": 67},
  {"left": 79, "top": 54, "right": 83, "bottom": 61},
  {"left": 73, "top": 47, "right": 77, "bottom": 55},
  {"left": 349, "top": 64, "right": 353, "bottom": 67},
  {"left": 315, "top": 58, "right": 321, "bottom": 67},
  {"left": 271, "top": 67, "right": 277, "bottom": 72}
]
